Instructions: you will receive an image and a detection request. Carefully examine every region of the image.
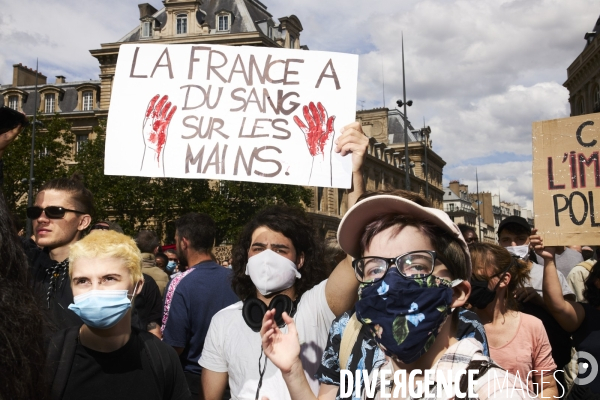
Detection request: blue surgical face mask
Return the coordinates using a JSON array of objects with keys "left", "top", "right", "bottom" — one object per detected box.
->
[
  {"left": 166, "top": 261, "right": 177, "bottom": 273},
  {"left": 68, "top": 283, "right": 138, "bottom": 329}
]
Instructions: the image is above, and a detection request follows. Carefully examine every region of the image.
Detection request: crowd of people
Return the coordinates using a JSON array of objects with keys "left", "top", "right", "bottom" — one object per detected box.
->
[{"left": 0, "top": 109, "right": 599, "bottom": 400}]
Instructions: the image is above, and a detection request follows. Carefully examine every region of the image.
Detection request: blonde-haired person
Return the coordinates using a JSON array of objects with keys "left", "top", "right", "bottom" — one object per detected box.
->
[
  {"left": 469, "top": 243, "right": 559, "bottom": 398},
  {"left": 46, "top": 230, "right": 189, "bottom": 400}
]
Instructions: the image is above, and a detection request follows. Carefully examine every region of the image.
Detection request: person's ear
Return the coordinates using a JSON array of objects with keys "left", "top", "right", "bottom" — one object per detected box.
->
[
  {"left": 499, "top": 272, "right": 511, "bottom": 288},
  {"left": 296, "top": 252, "right": 305, "bottom": 269},
  {"left": 135, "top": 279, "right": 144, "bottom": 296},
  {"left": 78, "top": 214, "right": 92, "bottom": 231},
  {"left": 180, "top": 237, "right": 189, "bottom": 252},
  {"left": 451, "top": 280, "right": 471, "bottom": 309}
]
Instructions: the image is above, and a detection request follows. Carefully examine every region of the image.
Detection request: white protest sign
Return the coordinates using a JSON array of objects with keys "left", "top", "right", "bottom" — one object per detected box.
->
[{"left": 105, "top": 44, "right": 359, "bottom": 188}]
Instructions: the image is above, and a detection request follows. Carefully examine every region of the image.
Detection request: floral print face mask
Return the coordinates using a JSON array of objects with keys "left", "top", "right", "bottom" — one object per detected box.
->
[{"left": 355, "top": 269, "right": 462, "bottom": 364}]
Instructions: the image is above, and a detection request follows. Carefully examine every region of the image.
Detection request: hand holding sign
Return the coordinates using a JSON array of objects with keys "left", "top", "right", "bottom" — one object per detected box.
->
[
  {"left": 294, "top": 102, "right": 336, "bottom": 185},
  {"left": 141, "top": 94, "right": 177, "bottom": 176}
]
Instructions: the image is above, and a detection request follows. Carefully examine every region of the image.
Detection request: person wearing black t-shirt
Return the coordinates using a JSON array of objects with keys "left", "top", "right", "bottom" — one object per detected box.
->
[
  {"left": 46, "top": 230, "right": 189, "bottom": 400},
  {"left": 537, "top": 233, "right": 600, "bottom": 399}
]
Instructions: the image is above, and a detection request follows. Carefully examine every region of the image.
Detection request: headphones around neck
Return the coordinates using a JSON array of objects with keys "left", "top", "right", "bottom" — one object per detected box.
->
[{"left": 242, "top": 294, "right": 298, "bottom": 332}]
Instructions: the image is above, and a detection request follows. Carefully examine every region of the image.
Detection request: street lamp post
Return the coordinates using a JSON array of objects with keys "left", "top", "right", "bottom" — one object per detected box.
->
[
  {"left": 25, "top": 60, "right": 40, "bottom": 239},
  {"left": 419, "top": 126, "right": 431, "bottom": 200},
  {"left": 400, "top": 34, "right": 410, "bottom": 191}
]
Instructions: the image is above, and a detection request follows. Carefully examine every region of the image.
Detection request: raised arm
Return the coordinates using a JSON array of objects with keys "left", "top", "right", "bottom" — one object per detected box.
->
[
  {"left": 532, "top": 230, "right": 585, "bottom": 332},
  {"left": 334, "top": 122, "right": 368, "bottom": 208},
  {"left": 261, "top": 310, "right": 337, "bottom": 400},
  {"left": 326, "top": 122, "right": 368, "bottom": 316}
]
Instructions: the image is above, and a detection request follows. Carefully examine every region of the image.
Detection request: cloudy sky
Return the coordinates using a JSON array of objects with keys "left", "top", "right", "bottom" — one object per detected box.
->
[{"left": 1, "top": 0, "right": 597, "bottom": 211}]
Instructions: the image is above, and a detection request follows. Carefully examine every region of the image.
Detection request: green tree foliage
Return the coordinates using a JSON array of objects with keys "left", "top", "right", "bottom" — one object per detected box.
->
[
  {"left": 2, "top": 114, "right": 74, "bottom": 220},
  {"left": 74, "top": 120, "right": 313, "bottom": 244}
]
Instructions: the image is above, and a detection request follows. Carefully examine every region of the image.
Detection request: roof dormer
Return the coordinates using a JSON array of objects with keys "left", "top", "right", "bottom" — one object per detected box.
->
[{"left": 215, "top": 8, "right": 234, "bottom": 33}]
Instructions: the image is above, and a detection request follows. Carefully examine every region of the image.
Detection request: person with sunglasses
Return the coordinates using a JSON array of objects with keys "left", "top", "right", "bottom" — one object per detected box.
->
[
  {"left": 260, "top": 195, "right": 534, "bottom": 399},
  {"left": 24, "top": 175, "right": 93, "bottom": 332},
  {"left": 468, "top": 242, "right": 559, "bottom": 398}
]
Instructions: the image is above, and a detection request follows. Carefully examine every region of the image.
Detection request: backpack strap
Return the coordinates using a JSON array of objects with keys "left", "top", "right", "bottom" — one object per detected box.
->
[
  {"left": 46, "top": 325, "right": 80, "bottom": 400},
  {"left": 339, "top": 313, "right": 363, "bottom": 370},
  {"left": 138, "top": 330, "right": 171, "bottom": 399},
  {"left": 458, "top": 359, "right": 504, "bottom": 396}
]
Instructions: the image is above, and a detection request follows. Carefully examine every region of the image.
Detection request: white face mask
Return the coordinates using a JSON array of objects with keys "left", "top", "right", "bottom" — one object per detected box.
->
[
  {"left": 505, "top": 244, "right": 530, "bottom": 261},
  {"left": 245, "top": 249, "right": 301, "bottom": 296}
]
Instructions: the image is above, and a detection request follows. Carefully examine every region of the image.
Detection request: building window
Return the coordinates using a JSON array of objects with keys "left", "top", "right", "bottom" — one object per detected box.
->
[
  {"left": 76, "top": 134, "right": 89, "bottom": 153},
  {"left": 594, "top": 86, "right": 600, "bottom": 113},
  {"left": 45, "top": 93, "right": 56, "bottom": 113},
  {"left": 290, "top": 35, "right": 296, "bottom": 48},
  {"left": 8, "top": 95, "right": 18, "bottom": 110},
  {"left": 218, "top": 14, "right": 230, "bottom": 31},
  {"left": 268, "top": 26, "right": 273, "bottom": 39},
  {"left": 82, "top": 91, "right": 94, "bottom": 111},
  {"left": 579, "top": 98, "right": 585, "bottom": 115},
  {"left": 142, "top": 21, "right": 153, "bottom": 38},
  {"left": 176, "top": 14, "right": 187, "bottom": 34}
]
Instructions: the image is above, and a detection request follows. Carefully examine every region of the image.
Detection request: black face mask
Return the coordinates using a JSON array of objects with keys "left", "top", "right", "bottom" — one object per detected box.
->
[
  {"left": 469, "top": 279, "right": 500, "bottom": 309},
  {"left": 469, "top": 259, "right": 515, "bottom": 309}
]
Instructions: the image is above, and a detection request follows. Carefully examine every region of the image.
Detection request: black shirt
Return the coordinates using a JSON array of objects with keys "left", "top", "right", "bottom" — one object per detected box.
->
[
  {"left": 62, "top": 329, "right": 189, "bottom": 400},
  {"left": 572, "top": 303, "right": 600, "bottom": 395}
]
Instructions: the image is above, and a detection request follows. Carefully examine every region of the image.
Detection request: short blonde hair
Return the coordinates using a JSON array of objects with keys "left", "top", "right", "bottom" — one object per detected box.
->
[{"left": 69, "top": 230, "right": 143, "bottom": 284}]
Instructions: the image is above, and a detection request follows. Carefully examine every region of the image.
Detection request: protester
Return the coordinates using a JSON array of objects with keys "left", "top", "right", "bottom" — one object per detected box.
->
[
  {"left": 0, "top": 192, "right": 47, "bottom": 400},
  {"left": 457, "top": 223, "right": 478, "bottom": 245},
  {"left": 161, "top": 212, "right": 239, "bottom": 397},
  {"left": 260, "top": 194, "right": 533, "bottom": 399},
  {"left": 200, "top": 122, "right": 369, "bottom": 400},
  {"left": 91, "top": 221, "right": 163, "bottom": 338},
  {"left": 294, "top": 191, "right": 490, "bottom": 400},
  {"left": 536, "top": 233, "right": 600, "bottom": 398},
  {"left": 45, "top": 230, "right": 189, "bottom": 400},
  {"left": 469, "top": 242, "right": 558, "bottom": 397},
  {"left": 135, "top": 230, "right": 169, "bottom": 296},
  {"left": 156, "top": 252, "right": 169, "bottom": 272},
  {"left": 25, "top": 175, "right": 93, "bottom": 332},
  {"left": 164, "top": 249, "right": 179, "bottom": 277},
  {"left": 567, "top": 246, "right": 597, "bottom": 302},
  {"left": 497, "top": 215, "right": 575, "bottom": 388}
]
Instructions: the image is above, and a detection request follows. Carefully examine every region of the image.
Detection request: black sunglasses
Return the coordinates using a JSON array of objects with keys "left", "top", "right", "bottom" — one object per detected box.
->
[
  {"left": 90, "top": 224, "right": 110, "bottom": 231},
  {"left": 26, "top": 206, "right": 86, "bottom": 219}
]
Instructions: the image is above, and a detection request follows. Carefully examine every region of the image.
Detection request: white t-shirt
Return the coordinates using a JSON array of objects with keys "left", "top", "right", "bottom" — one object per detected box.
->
[
  {"left": 199, "top": 280, "right": 336, "bottom": 400},
  {"left": 526, "top": 262, "right": 573, "bottom": 297}
]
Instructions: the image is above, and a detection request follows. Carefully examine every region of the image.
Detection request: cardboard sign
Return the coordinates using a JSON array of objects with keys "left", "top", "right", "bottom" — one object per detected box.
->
[
  {"left": 532, "top": 114, "right": 600, "bottom": 246},
  {"left": 105, "top": 44, "right": 359, "bottom": 188}
]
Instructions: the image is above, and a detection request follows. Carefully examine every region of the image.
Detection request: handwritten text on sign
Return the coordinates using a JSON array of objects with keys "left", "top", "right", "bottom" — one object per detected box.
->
[
  {"left": 532, "top": 115, "right": 600, "bottom": 246},
  {"left": 105, "top": 44, "right": 359, "bottom": 188}
]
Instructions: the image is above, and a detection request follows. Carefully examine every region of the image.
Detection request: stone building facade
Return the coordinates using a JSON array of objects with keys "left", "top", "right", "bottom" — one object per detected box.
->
[{"left": 564, "top": 15, "right": 600, "bottom": 116}]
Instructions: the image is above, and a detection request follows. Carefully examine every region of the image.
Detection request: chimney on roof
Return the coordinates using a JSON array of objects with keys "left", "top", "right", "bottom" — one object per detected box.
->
[
  {"left": 138, "top": 3, "right": 158, "bottom": 19},
  {"left": 12, "top": 63, "right": 47, "bottom": 87},
  {"left": 56, "top": 75, "right": 66, "bottom": 84},
  {"left": 449, "top": 181, "right": 460, "bottom": 196}
]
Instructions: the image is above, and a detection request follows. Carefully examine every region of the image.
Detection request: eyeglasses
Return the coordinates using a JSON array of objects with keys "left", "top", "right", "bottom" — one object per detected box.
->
[
  {"left": 26, "top": 206, "right": 86, "bottom": 220},
  {"left": 353, "top": 250, "right": 440, "bottom": 283},
  {"left": 90, "top": 224, "right": 109, "bottom": 231}
]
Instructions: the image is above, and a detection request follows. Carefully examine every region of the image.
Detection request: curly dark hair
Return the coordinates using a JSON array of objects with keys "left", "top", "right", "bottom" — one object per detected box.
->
[
  {"left": 584, "top": 262, "right": 600, "bottom": 307},
  {"left": 0, "top": 193, "right": 48, "bottom": 399},
  {"left": 231, "top": 205, "right": 326, "bottom": 300}
]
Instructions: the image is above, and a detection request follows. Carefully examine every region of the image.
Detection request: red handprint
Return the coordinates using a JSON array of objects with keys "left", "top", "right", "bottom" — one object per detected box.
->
[
  {"left": 142, "top": 94, "right": 177, "bottom": 168},
  {"left": 293, "top": 102, "right": 335, "bottom": 159}
]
